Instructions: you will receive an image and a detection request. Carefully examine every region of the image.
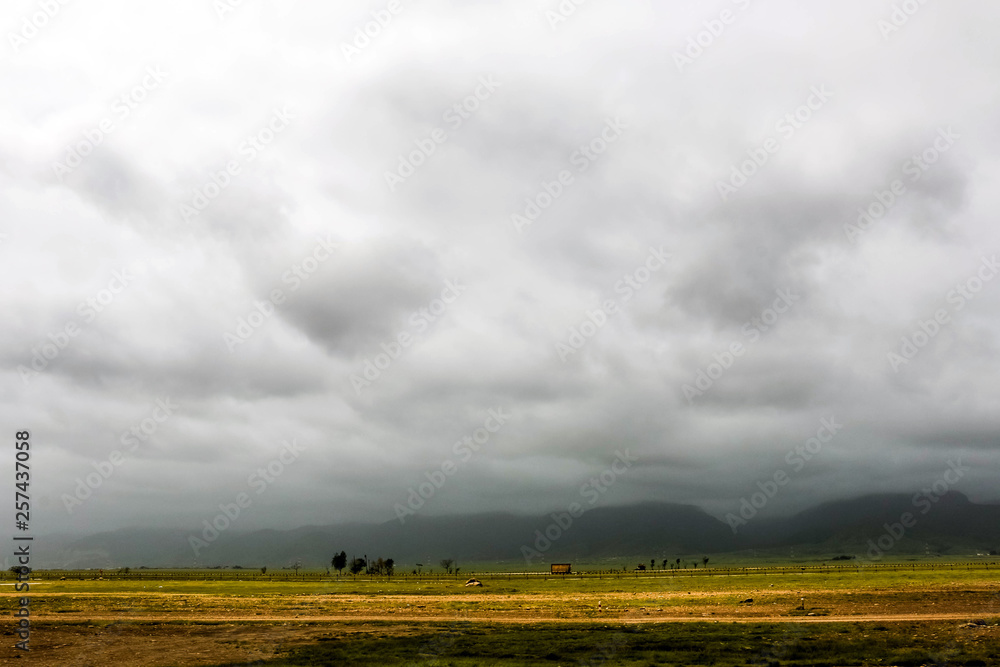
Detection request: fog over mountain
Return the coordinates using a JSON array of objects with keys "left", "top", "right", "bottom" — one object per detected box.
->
[
  {"left": 2, "top": 0, "right": 999, "bottom": 551},
  {"left": 33, "top": 493, "right": 1000, "bottom": 570}
]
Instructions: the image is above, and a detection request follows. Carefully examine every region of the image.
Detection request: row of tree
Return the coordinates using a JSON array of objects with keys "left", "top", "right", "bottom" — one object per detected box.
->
[
  {"left": 637, "top": 557, "right": 710, "bottom": 571},
  {"left": 330, "top": 552, "right": 710, "bottom": 575},
  {"left": 331, "top": 551, "right": 395, "bottom": 576},
  {"left": 330, "top": 552, "right": 464, "bottom": 576}
]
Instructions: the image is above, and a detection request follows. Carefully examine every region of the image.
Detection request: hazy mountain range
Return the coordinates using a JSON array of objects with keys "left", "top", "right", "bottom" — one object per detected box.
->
[{"left": 35, "top": 492, "right": 1000, "bottom": 570}]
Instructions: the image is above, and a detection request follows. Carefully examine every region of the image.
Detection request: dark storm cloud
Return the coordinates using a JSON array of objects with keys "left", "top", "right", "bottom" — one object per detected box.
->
[
  {"left": 278, "top": 236, "right": 449, "bottom": 355},
  {"left": 2, "top": 0, "right": 999, "bottom": 536}
]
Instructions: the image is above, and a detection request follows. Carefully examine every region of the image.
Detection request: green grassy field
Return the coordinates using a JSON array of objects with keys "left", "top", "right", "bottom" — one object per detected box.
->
[
  {"left": 227, "top": 620, "right": 999, "bottom": 666},
  {"left": 21, "top": 558, "right": 999, "bottom": 593}
]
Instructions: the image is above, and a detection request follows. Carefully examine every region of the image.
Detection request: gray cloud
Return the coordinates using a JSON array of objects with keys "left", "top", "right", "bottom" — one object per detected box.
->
[{"left": 2, "top": 0, "right": 999, "bottom": 538}]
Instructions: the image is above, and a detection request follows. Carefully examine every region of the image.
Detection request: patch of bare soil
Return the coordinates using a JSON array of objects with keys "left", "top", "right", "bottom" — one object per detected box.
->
[
  {"left": 2, "top": 615, "right": 996, "bottom": 666},
  {"left": 0, "top": 622, "right": 427, "bottom": 667}
]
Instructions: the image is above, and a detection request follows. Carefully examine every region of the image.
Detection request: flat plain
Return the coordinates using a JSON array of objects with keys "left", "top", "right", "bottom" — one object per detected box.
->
[{"left": 3, "top": 561, "right": 1000, "bottom": 666}]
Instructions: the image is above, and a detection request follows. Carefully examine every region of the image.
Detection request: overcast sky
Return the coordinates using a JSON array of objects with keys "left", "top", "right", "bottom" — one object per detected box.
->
[{"left": 3, "top": 0, "right": 999, "bottom": 537}]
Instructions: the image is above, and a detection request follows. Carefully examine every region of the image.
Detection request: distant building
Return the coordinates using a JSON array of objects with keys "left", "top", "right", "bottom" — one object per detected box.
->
[{"left": 550, "top": 563, "right": 571, "bottom": 574}]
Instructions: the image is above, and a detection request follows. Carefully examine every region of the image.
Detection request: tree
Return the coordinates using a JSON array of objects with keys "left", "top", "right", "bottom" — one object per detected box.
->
[
  {"left": 440, "top": 558, "right": 454, "bottom": 574},
  {"left": 349, "top": 557, "right": 366, "bottom": 575},
  {"left": 260, "top": 566, "right": 267, "bottom": 575},
  {"left": 662, "top": 559, "right": 669, "bottom": 569},
  {"left": 650, "top": 559, "right": 655, "bottom": 570},
  {"left": 360, "top": 557, "right": 395, "bottom": 576},
  {"left": 332, "top": 551, "right": 347, "bottom": 575},
  {"left": 702, "top": 556, "right": 710, "bottom": 568},
  {"left": 675, "top": 558, "right": 681, "bottom": 568}
]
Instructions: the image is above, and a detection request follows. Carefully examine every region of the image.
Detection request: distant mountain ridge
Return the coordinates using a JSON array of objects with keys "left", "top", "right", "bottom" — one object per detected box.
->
[{"left": 32, "top": 492, "right": 1000, "bottom": 569}]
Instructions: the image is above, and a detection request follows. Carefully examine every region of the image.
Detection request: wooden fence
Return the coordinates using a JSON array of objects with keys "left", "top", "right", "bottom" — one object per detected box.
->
[{"left": 3, "top": 560, "right": 995, "bottom": 583}]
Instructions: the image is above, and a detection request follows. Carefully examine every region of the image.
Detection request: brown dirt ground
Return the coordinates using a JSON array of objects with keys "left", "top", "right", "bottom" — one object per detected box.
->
[
  {"left": 3, "top": 616, "right": 998, "bottom": 667},
  {"left": 3, "top": 586, "right": 999, "bottom": 666},
  {"left": 20, "top": 587, "right": 1000, "bottom": 619}
]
